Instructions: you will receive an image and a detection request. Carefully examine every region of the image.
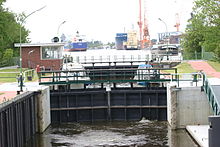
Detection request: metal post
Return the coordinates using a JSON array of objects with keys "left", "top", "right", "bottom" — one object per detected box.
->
[
  {"left": 158, "top": 18, "right": 169, "bottom": 60},
  {"left": 19, "top": 23, "right": 23, "bottom": 92},
  {"left": 57, "top": 21, "right": 66, "bottom": 38},
  {"left": 19, "top": 6, "right": 46, "bottom": 92},
  {"left": 106, "top": 84, "right": 111, "bottom": 121},
  {"left": 28, "top": 49, "right": 35, "bottom": 68}
]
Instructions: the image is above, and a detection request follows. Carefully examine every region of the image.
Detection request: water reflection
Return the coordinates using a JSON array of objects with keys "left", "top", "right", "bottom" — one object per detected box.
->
[{"left": 26, "top": 121, "right": 197, "bottom": 147}]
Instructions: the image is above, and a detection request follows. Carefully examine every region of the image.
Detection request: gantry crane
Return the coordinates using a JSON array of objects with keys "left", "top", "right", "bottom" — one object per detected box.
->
[
  {"left": 142, "top": 0, "right": 151, "bottom": 48},
  {"left": 174, "top": 0, "right": 180, "bottom": 32},
  {"left": 174, "top": 13, "right": 180, "bottom": 32},
  {"left": 138, "top": 0, "right": 151, "bottom": 49},
  {"left": 137, "top": 0, "right": 143, "bottom": 49}
]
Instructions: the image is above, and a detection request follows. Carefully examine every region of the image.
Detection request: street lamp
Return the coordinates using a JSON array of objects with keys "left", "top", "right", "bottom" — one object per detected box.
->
[
  {"left": 57, "top": 21, "right": 66, "bottom": 38},
  {"left": 158, "top": 18, "right": 169, "bottom": 60},
  {"left": 19, "top": 5, "right": 46, "bottom": 92},
  {"left": 28, "top": 49, "right": 35, "bottom": 68}
]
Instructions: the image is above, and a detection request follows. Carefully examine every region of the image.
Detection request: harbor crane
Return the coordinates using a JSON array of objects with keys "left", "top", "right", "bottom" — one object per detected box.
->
[{"left": 138, "top": 0, "right": 151, "bottom": 49}]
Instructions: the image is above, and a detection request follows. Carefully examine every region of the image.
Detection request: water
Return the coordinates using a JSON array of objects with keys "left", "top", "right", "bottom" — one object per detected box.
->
[{"left": 26, "top": 121, "right": 198, "bottom": 147}]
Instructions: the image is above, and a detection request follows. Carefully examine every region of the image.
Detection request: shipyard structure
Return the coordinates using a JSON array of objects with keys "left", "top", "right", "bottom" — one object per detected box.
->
[{"left": 115, "top": 31, "right": 138, "bottom": 50}]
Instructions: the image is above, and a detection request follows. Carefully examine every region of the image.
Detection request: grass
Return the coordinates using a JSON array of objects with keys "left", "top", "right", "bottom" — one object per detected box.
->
[
  {"left": 207, "top": 61, "right": 220, "bottom": 72},
  {"left": 0, "top": 68, "right": 38, "bottom": 83},
  {"left": 175, "top": 62, "right": 197, "bottom": 73},
  {"left": 163, "top": 62, "right": 197, "bottom": 74}
]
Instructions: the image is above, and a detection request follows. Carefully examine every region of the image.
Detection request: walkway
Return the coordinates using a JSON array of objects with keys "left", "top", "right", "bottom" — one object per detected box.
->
[
  {"left": 0, "top": 82, "right": 46, "bottom": 104},
  {"left": 0, "top": 91, "right": 18, "bottom": 104},
  {"left": 188, "top": 61, "right": 220, "bottom": 78}
]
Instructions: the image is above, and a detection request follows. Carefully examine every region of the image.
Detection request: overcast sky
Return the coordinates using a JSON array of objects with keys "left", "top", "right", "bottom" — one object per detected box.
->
[{"left": 4, "top": 0, "right": 194, "bottom": 43}]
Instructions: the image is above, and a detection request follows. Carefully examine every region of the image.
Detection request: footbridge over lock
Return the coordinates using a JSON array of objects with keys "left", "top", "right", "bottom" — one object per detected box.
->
[{"left": 37, "top": 67, "right": 208, "bottom": 123}]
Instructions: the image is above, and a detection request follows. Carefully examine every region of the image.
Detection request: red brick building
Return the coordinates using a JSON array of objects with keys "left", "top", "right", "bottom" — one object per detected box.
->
[{"left": 15, "top": 43, "right": 65, "bottom": 70}]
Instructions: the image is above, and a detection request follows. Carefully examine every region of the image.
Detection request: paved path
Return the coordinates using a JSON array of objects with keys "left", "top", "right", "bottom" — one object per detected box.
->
[
  {"left": 0, "top": 82, "right": 46, "bottom": 104},
  {"left": 188, "top": 61, "right": 220, "bottom": 78},
  {"left": 0, "top": 91, "right": 18, "bottom": 104}
]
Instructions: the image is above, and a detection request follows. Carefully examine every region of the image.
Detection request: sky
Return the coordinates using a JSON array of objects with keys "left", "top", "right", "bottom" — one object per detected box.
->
[{"left": 4, "top": 0, "right": 194, "bottom": 43}]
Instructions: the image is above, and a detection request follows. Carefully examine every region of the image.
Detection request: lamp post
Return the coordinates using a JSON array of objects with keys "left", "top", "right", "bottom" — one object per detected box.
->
[
  {"left": 57, "top": 21, "right": 66, "bottom": 38},
  {"left": 158, "top": 18, "right": 169, "bottom": 60},
  {"left": 28, "top": 49, "right": 35, "bottom": 68},
  {"left": 19, "top": 6, "right": 46, "bottom": 92}
]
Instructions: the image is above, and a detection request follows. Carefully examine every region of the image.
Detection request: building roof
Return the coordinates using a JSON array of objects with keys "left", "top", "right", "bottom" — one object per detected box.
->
[{"left": 14, "top": 42, "right": 65, "bottom": 47}]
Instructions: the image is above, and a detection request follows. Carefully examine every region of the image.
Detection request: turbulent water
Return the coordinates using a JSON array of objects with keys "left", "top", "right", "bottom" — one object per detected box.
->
[{"left": 26, "top": 121, "right": 197, "bottom": 147}]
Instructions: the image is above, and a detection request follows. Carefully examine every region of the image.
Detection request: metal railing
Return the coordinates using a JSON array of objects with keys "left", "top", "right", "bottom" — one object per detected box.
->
[
  {"left": 171, "top": 72, "right": 204, "bottom": 87},
  {"left": 66, "top": 54, "right": 151, "bottom": 64},
  {"left": 38, "top": 68, "right": 177, "bottom": 85},
  {"left": 203, "top": 74, "right": 220, "bottom": 115},
  {"left": 0, "top": 69, "right": 35, "bottom": 82}
]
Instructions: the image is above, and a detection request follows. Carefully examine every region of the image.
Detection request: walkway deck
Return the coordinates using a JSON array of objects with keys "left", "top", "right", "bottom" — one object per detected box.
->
[
  {"left": 0, "top": 82, "right": 46, "bottom": 104},
  {"left": 186, "top": 125, "right": 209, "bottom": 147},
  {"left": 188, "top": 61, "right": 220, "bottom": 78}
]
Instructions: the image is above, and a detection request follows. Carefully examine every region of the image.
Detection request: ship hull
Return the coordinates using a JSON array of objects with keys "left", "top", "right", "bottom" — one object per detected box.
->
[
  {"left": 64, "top": 42, "right": 87, "bottom": 52},
  {"left": 64, "top": 48, "right": 87, "bottom": 52}
]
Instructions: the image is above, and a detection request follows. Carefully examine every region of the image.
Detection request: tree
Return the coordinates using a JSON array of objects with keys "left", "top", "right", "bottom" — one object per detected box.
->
[
  {"left": 0, "top": 1, "right": 29, "bottom": 63},
  {"left": 181, "top": 0, "right": 220, "bottom": 60},
  {"left": 3, "top": 48, "right": 13, "bottom": 65},
  {"left": 88, "top": 40, "right": 104, "bottom": 49}
]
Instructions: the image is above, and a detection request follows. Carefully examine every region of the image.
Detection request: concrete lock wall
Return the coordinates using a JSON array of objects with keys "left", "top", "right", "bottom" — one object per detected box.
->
[
  {"left": 37, "top": 86, "right": 51, "bottom": 133},
  {"left": 167, "top": 83, "right": 212, "bottom": 129}
]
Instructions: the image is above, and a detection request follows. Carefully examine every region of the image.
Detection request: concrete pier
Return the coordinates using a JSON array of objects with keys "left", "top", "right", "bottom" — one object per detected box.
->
[
  {"left": 167, "top": 83, "right": 212, "bottom": 129},
  {"left": 37, "top": 86, "right": 51, "bottom": 133}
]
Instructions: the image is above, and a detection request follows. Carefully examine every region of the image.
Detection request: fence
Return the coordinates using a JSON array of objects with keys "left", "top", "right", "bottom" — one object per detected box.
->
[
  {"left": 68, "top": 54, "right": 151, "bottom": 64},
  {"left": 183, "top": 51, "right": 215, "bottom": 60},
  {"left": 38, "top": 68, "right": 177, "bottom": 85},
  {"left": 0, "top": 57, "right": 19, "bottom": 68},
  {"left": 203, "top": 74, "right": 220, "bottom": 115},
  {"left": 0, "top": 92, "right": 38, "bottom": 147},
  {"left": 171, "top": 72, "right": 204, "bottom": 87},
  {"left": 0, "top": 69, "right": 35, "bottom": 82}
]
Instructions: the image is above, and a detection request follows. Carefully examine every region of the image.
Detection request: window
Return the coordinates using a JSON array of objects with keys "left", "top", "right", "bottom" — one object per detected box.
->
[{"left": 41, "top": 46, "right": 62, "bottom": 59}]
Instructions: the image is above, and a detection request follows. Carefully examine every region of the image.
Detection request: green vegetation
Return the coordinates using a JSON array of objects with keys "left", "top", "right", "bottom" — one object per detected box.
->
[
  {"left": 88, "top": 41, "right": 115, "bottom": 49},
  {"left": 207, "top": 61, "right": 220, "bottom": 72},
  {"left": 88, "top": 41, "right": 104, "bottom": 49},
  {"left": 181, "top": 0, "right": 220, "bottom": 61},
  {"left": 0, "top": 0, "right": 29, "bottom": 67},
  {"left": 163, "top": 62, "right": 197, "bottom": 74},
  {"left": 175, "top": 62, "right": 197, "bottom": 73}
]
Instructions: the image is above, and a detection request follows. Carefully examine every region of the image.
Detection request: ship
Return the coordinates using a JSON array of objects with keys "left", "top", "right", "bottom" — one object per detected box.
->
[
  {"left": 115, "top": 30, "right": 138, "bottom": 50},
  {"left": 64, "top": 31, "right": 87, "bottom": 52},
  {"left": 115, "top": 33, "right": 127, "bottom": 50}
]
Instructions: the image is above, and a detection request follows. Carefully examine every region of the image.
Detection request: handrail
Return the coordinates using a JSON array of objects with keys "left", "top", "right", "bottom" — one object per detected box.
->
[
  {"left": 39, "top": 68, "right": 177, "bottom": 85},
  {"left": 203, "top": 74, "right": 220, "bottom": 115},
  {"left": 0, "top": 69, "right": 35, "bottom": 81},
  {"left": 171, "top": 72, "right": 203, "bottom": 87},
  {"left": 73, "top": 55, "right": 150, "bottom": 63}
]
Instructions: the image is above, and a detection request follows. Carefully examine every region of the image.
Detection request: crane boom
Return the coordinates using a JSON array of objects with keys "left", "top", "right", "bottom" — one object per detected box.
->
[
  {"left": 138, "top": 0, "right": 143, "bottom": 49},
  {"left": 138, "top": 0, "right": 150, "bottom": 49},
  {"left": 174, "top": 13, "right": 180, "bottom": 31}
]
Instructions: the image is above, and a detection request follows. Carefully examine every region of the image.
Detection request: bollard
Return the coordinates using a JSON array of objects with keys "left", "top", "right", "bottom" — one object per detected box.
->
[{"left": 209, "top": 116, "right": 220, "bottom": 147}]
